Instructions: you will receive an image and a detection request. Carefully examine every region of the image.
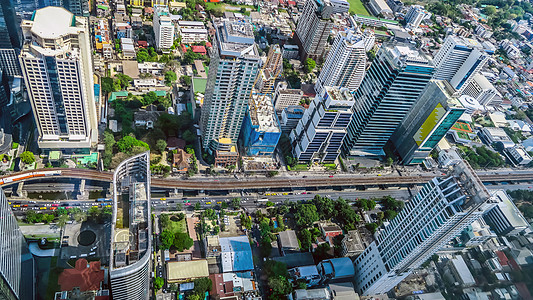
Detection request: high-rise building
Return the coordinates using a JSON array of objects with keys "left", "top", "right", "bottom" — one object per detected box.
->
[
  {"left": 462, "top": 73, "right": 501, "bottom": 106},
  {"left": 110, "top": 152, "right": 151, "bottom": 300},
  {"left": 432, "top": 35, "right": 493, "bottom": 92},
  {"left": 353, "top": 161, "right": 496, "bottom": 295},
  {"left": 66, "top": 0, "right": 90, "bottom": 16},
  {"left": 153, "top": 5, "right": 174, "bottom": 51},
  {"left": 0, "top": 0, "right": 22, "bottom": 77},
  {"left": 200, "top": 21, "right": 260, "bottom": 153},
  {"left": 19, "top": 7, "right": 98, "bottom": 151},
  {"left": 295, "top": 0, "right": 349, "bottom": 60},
  {"left": 255, "top": 44, "right": 282, "bottom": 95},
  {"left": 241, "top": 94, "right": 281, "bottom": 156},
  {"left": 404, "top": 5, "right": 431, "bottom": 30},
  {"left": 315, "top": 28, "right": 373, "bottom": 95},
  {"left": 0, "top": 187, "right": 35, "bottom": 300},
  {"left": 391, "top": 80, "right": 465, "bottom": 165},
  {"left": 342, "top": 42, "right": 435, "bottom": 157},
  {"left": 291, "top": 87, "right": 354, "bottom": 162}
]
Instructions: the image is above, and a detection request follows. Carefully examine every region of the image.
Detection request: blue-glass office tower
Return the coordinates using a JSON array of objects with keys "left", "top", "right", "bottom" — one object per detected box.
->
[
  {"left": 391, "top": 80, "right": 465, "bottom": 165},
  {"left": 241, "top": 94, "right": 281, "bottom": 157},
  {"left": 342, "top": 42, "right": 435, "bottom": 157}
]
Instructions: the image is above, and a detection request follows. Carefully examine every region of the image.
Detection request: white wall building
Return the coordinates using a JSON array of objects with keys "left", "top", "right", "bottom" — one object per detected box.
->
[
  {"left": 404, "top": 5, "right": 431, "bottom": 30},
  {"left": 462, "top": 73, "right": 501, "bottom": 106},
  {"left": 433, "top": 35, "right": 492, "bottom": 93},
  {"left": 19, "top": 7, "right": 98, "bottom": 151},
  {"left": 273, "top": 82, "right": 303, "bottom": 112},
  {"left": 315, "top": 28, "right": 373, "bottom": 95},
  {"left": 200, "top": 21, "right": 260, "bottom": 152},
  {"left": 504, "top": 145, "right": 532, "bottom": 166},
  {"left": 177, "top": 21, "right": 208, "bottom": 44},
  {"left": 353, "top": 162, "right": 496, "bottom": 295},
  {"left": 290, "top": 87, "right": 354, "bottom": 162},
  {"left": 368, "top": 0, "right": 393, "bottom": 18},
  {"left": 484, "top": 190, "right": 530, "bottom": 236},
  {"left": 153, "top": 5, "right": 174, "bottom": 51}
]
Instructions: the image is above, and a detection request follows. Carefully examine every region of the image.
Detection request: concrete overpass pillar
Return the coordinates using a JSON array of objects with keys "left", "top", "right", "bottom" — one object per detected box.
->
[
  {"left": 170, "top": 188, "right": 183, "bottom": 198},
  {"left": 76, "top": 179, "right": 89, "bottom": 200},
  {"left": 15, "top": 182, "right": 27, "bottom": 198}
]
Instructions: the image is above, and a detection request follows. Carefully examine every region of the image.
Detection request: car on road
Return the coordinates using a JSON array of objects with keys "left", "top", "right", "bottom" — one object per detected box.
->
[
  {"left": 206, "top": 202, "right": 211, "bottom": 205},
  {"left": 160, "top": 198, "right": 166, "bottom": 201},
  {"left": 329, "top": 175, "right": 334, "bottom": 178},
  {"left": 185, "top": 202, "right": 191, "bottom": 206},
  {"left": 217, "top": 201, "right": 222, "bottom": 204},
  {"left": 13, "top": 205, "right": 20, "bottom": 208}
]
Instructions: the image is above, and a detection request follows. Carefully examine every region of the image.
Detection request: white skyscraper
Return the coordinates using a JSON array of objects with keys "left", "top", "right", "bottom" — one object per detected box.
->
[
  {"left": 200, "top": 21, "right": 261, "bottom": 152},
  {"left": 19, "top": 7, "right": 98, "bottom": 151},
  {"left": 433, "top": 35, "right": 492, "bottom": 92},
  {"left": 404, "top": 5, "right": 431, "bottom": 30},
  {"left": 153, "top": 5, "right": 174, "bottom": 51},
  {"left": 295, "top": 0, "right": 349, "bottom": 60},
  {"left": 353, "top": 161, "right": 496, "bottom": 295},
  {"left": 291, "top": 87, "right": 354, "bottom": 162},
  {"left": 315, "top": 28, "right": 374, "bottom": 95}
]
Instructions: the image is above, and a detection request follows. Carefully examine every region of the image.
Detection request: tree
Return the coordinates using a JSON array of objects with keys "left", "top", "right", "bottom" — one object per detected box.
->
[
  {"left": 268, "top": 276, "right": 293, "bottom": 298},
  {"left": 304, "top": 58, "right": 316, "bottom": 73},
  {"left": 384, "top": 209, "right": 397, "bottom": 220},
  {"left": 180, "top": 75, "right": 192, "bottom": 86},
  {"left": 183, "top": 130, "right": 196, "bottom": 143},
  {"left": 294, "top": 204, "right": 319, "bottom": 228},
  {"left": 365, "top": 223, "right": 379, "bottom": 234},
  {"left": 266, "top": 201, "right": 275, "bottom": 207},
  {"left": 240, "top": 213, "right": 252, "bottom": 230},
  {"left": 164, "top": 71, "right": 177, "bottom": 86},
  {"left": 231, "top": 198, "right": 241, "bottom": 209},
  {"left": 57, "top": 214, "right": 69, "bottom": 228},
  {"left": 101, "top": 77, "right": 115, "bottom": 93},
  {"left": 116, "top": 135, "right": 150, "bottom": 153},
  {"left": 483, "top": 5, "right": 497, "bottom": 15},
  {"left": 264, "top": 260, "right": 289, "bottom": 278},
  {"left": 153, "top": 277, "right": 164, "bottom": 291},
  {"left": 193, "top": 277, "right": 212, "bottom": 296},
  {"left": 20, "top": 151, "right": 35, "bottom": 164},
  {"left": 298, "top": 229, "right": 312, "bottom": 251},
  {"left": 194, "top": 202, "right": 201, "bottom": 210},
  {"left": 155, "top": 139, "right": 167, "bottom": 153},
  {"left": 42, "top": 214, "right": 55, "bottom": 224},
  {"left": 312, "top": 195, "right": 335, "bottom": 219},
  {"left": 173, "top": 232, "right": 193, "bottom": 251},
  {"left": 141, "top": 91, "right": 158, "bottom": 106},
  {"left": 160, "top": 230, "right": 174, "bottom": 249},
  {"left": 176, "top": 203, "right": 183, "bottom": 211}
]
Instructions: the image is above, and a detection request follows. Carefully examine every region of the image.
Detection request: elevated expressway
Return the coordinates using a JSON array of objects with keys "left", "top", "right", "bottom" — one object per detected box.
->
[{"left": 1, "top": 168, "right": 532, "bottom": 191}]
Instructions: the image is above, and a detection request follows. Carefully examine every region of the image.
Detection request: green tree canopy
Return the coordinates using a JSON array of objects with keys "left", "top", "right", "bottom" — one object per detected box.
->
[
  {"left": 154, "top": 277, "right": 164, "bottom": 291},
  {"left": 294, "top": 204, "right": 319, "bottom": 228},
  {"left": 304, "top": 58, "right": 316, "bottom": 73},
  {"left": 173, "top": 232, "right": 193, "bottom": 251},
  {"left": 160, "top": 230, "right": 174, "bottom": 249},
  {"left": 155, "top": 139, "right": 167, "bottom": 153},
  {"left": 20, "top": 151, "right": 35, "bottom": 164},
  {"left": 116, "top": 135, "right": 150, "bottom": 153},
  {"left": 165, "top": 71, "right": 177, "bottom": 86}
]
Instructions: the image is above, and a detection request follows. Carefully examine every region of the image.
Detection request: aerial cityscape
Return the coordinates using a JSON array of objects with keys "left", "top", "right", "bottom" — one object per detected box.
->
[{"left": 1, "top": 0, "right": 533, "bottom": 298}]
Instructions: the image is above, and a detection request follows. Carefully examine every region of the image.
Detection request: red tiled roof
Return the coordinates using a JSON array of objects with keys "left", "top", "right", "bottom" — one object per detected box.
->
[
  {"left": 211, "top": 274, "right": 225, "bottom": 296},
  {"left": 191, "top": 45, "right": 207, "bottom": 54},
  {"left": 206, "top": 42, "right": 212, "bottom": 48},
  {"left": 167, "top": 137, "right": 186, "bottom": 150},
  {"left": 58, "top": 259, "right": 104, "bottom": 292}
]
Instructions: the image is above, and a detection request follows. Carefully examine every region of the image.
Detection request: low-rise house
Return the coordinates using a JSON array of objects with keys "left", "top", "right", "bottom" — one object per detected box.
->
[
  {"left": 278, "top": 230, "right": 300, "bottom": 255},
  {"left": 480, "top": 127, "right": 515, "bottom": 148},
  {"left": 166, "top": 260, "right": 209, "bottom": 283},
  {"left": 288, "top": 265, "right": 321, "bottom": 287},
  {"left": 504, "top": 145, "right": 532, "bottom": 166},
  {"left": 172, "top": 149, "right": 192, "bottom": 172}
]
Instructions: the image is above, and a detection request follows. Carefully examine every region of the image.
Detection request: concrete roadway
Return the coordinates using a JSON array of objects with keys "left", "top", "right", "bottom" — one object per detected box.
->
[{"left": 9, "top": 183, "right": 530, "bottom": 216}]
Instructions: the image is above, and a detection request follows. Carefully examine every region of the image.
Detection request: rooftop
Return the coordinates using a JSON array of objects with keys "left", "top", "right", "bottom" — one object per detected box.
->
[
  {"left": 278, "top": 230, "right": 299, "bottom": 250},
  {"left": 216, "top": 21, "right": 258, "bottom": 58},
  {"left": 167, "top": 260, "right": 209, "bottom": 282},
  {"left": 492, "top": 190, "right": 530, "bottom": 229},
  {"left": 30, "top": 7, "right": 80, "bottom": 40},
  {"left": 219, "top": 235, "right": 254, "bottom": 272},
  {"left": 249, "top": 94, "right": 280, "bottom": 133}
]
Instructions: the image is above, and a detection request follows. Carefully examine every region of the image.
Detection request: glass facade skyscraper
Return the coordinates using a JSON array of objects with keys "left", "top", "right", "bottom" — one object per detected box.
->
[
  {"left": 0, "top": 0, "right": 22, "bottom": 77},
  {"left": 391, "top": 80, "right": 465, "bottom": 165},
  {"left": 342, "top": 42, "right": 435, "bottom": 157},
  {"left": 0, "top": 187, "right": 35, "bottom": 300}
]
